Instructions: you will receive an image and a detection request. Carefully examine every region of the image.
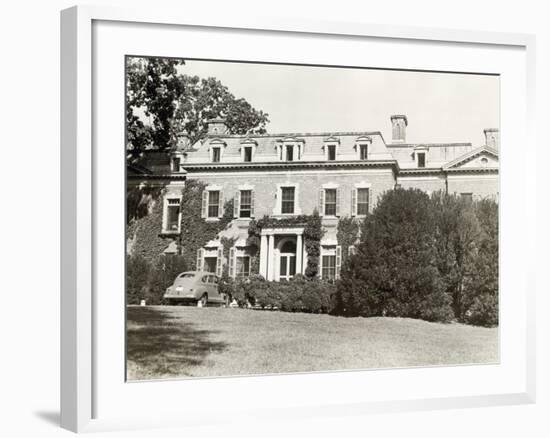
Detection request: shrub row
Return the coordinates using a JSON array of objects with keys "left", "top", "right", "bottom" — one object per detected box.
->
[{"left": 220, "top": 274, "right": 336, "bottom": 314}]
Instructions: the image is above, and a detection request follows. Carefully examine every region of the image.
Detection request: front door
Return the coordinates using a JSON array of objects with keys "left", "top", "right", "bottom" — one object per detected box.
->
[{"left": 279, "top": 254, "right": 296, "bottom": 281}]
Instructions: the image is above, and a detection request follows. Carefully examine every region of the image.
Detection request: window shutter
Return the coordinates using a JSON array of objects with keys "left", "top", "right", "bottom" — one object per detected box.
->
[
  {"left": 216, "top": 247, "right": 223, "bottom": 277},
  {"left": 319, "top": 251, "right": 323, "bottom": 279},
  {"left": 218, "top": 191, "right": 224, "bottom": 218},
  {"left": 229, "top": 247, "right": 236, "bottom": 278},
  {"left": 351, "top": 189, "right": 357, "bottom": 217},
  {"left": 335, "top": 245, "right": 342, "bottom": 279},
  {"left": 234, "top": 190, "right": 240, "bottom": 218},
  {"left": 250, "top": 190, "right": 255, "bottom": 218},
  {"left": 196, "top": 248, "right": 204, "bottom": 271},
  {"left": 319, "top": 189, "right": 325, "bottom": 216},
  {"left": 201, "top": 190, "right": 208, "bottom": 218},
  {"left": 336, "top": 187, "right": 342, "bottom": 216}
]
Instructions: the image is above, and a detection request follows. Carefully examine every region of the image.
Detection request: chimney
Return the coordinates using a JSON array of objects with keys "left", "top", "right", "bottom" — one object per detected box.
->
[
  {"left": 174, "top": 131, "right": 191, "bottom": 152},
  {"left": 390, "top": 115, "right": 408, "bottom": 143},
  {"left": 206, "top": 118, "right": 229, "bottom": 136},
  {"left": 484, "top": 128, "right": 499, "bottom": 150}
]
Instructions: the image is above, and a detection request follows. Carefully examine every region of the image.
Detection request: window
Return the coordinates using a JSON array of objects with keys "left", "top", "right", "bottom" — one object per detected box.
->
[
  {"left": 208, "top": 191, "right": 220, "bottom": 217},
  {"left": 212, "top": 147, "right": 221, "bottom": 163},
  {"left": 172, "top": 156, "right": 181, "bottom": 171},
  {"left": 327, "top": 145, "right": 336, "bottom": 161},
  {"left": 165, "top": 198, "right": 180, "bottom": 231},
  {"left": 240, "top": 190, "right": 252, "bottom": 218},
  {"left": 236, "top": 256, "right": 250, "bottom": 278},
  {"left": 417, "top": 152, "right": 426, "bottom": 168},
  {"left": 322, "top": 255, "right": 336, "bottom": 281},
  {"left": 461, "top": 193, "right": 473, "bottom": 202},
  {"left": 324, "top": 189, "right": 337, "bottom": 216},
  {"left": 357, "top": 188, "right": 369, "bottom": 216},
  {"left": 281, "top": 187, "right": 295, "bottom": 214},
  {"left": 285, "top": 145, "right": 294, "bottom": 161},
  {"left": 244, "top": 147, "right": 253, "bottom": 162},
  {"left": 203, "top": 257, "right": 217, "bottom": 273},
  {"left": 359, "top": 144, "right": 368, "bottom": 160}
]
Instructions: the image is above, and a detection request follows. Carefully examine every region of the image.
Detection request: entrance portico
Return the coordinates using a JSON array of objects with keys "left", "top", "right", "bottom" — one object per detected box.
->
[{"left": 259, "top": 228, "right": 306, "bottom": 281}]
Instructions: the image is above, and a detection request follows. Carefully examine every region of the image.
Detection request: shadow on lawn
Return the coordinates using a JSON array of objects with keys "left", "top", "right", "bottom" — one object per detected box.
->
[{"left": 127, "top": 307, "right": 227, "bottom": 376}]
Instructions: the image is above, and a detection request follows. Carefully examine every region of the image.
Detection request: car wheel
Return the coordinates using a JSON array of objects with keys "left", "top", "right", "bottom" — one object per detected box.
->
[{"left": 198, "top": 293, "right": 208, "bottom": 308}]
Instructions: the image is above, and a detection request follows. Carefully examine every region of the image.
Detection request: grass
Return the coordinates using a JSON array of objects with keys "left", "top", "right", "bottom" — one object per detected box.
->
[{"left": 126, "top": 305, "right": 499, "bottom": 381}]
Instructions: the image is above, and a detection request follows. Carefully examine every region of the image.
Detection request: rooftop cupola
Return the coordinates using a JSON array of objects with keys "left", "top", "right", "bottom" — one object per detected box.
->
[
  {"left": 390, "top": 114, "right": 408, "bottom": 143},
  {"left": 206, "top": 118, "right": 229, "bottom": 136}
]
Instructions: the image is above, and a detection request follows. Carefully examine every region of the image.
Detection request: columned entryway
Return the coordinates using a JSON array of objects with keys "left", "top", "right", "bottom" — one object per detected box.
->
[{"left": 259, "top": 228, "right": 305, "bottom": 281}]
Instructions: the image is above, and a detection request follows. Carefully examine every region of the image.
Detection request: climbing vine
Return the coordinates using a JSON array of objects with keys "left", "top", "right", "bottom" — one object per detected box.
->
[
  {"left": 247, "top": 209, "right": 325, "bottom": 279},
  {"left": 177, "top": 179, "right": 234, "bottom": 270}
]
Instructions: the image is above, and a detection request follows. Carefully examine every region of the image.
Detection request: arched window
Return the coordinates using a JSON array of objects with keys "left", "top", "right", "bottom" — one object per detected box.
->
[{"left": 280, "top": 240, "right": 296, "bottom": 254}]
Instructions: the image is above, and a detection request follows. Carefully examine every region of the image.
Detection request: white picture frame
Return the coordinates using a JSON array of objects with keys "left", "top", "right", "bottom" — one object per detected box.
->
[{"left": 60, "top": 5, "right": 536, "bottom": 433}]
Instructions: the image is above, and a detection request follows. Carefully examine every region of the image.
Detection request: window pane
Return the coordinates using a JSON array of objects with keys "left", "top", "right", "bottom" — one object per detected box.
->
[
  {"left": 322, "top": 255, "right": 336, "bottom": 280},
  {"left": 328, "top": 145, "right": 336, "bottom": 160},
  {"left": 325, "top": 189, "right": 337, "bottom": 216},
  {"left": 281, "top": 187, "right": 295, "bottom": 214},
  {"left": 418, "top": 153, "right": 426, "bottom": 168},
  {"left": 208, "top": 191, "right": 220, "bottom": 217},
  {"left": 240, "top": 189, "right": 252, "bottom": 217},
  {"left": 167, "top": 205, "right": 179, "bottom": 230},
  {"left": 360, "top": 145, "right": 368, "bottom": 160},
  {"left": 244, "top": 147, "right": 252, "bottom": 162},
  {"left": 357, "top": 188, "right": 369, "bottom": 215},
  {"left": 212, "top": 148, "right": 221, "bottom": 162},
  {"left": 286, "top": 145, "right": 294, "bottom": 161}
]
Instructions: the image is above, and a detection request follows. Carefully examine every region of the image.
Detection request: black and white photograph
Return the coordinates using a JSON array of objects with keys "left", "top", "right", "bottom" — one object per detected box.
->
[{"left": 125, "top": 56, "right": 500, "bottom": 381}]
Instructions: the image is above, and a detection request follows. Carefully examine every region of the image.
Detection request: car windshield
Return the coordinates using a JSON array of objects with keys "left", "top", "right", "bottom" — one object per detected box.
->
[{"left": 179, "top": 273, "right": 194, "bottom": 278}]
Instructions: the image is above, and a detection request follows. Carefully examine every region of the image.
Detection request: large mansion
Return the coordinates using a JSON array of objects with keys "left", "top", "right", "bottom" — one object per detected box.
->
[{"left": 128, "top": 116, "right": 499, "bottom": 281}]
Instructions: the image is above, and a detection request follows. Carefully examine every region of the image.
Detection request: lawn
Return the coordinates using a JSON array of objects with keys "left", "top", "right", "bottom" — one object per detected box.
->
[{"left": 126, "top": 305, "right": 499, "bottom": 381}]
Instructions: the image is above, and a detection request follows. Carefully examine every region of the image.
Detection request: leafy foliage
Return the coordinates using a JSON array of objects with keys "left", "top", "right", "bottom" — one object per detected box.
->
[
  {"left": 126, "top": 254, "right": 151, "bottom": 304},
  {"left": 336, "top": 188, "right": 453, "bottom": 322},
  {"left": 126, "top": 57, "right": 269, "bottom": 160},
  {"left": 336, "top": 188, "right": 498, "bottom": 326},
  {"left": 247, "top": 210, "right": 325, "bottom": 279},
  {"left": 146, "top": 255, "right": 188, "bottom": 305},
  {"left": 177, "top": 179, "right": 234, "bottom": 270},
  {"left": 126, "top": 189, "right": 174, "bottom": 264},
  {"left": 230, "top": 275, "right": 336, "bottom": 314}
]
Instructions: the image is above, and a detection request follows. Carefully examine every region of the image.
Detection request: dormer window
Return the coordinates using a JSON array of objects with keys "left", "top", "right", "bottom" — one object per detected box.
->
[
  {"left": 244, "top": 147, "right": 253, "bottom": 162},
  {"left": 285, "top": 145, "right": 294, "bottom": 162},
  {"left": 172, "top": 156, "right": 181, "bottom": 171},
  {"left": 417, "top": 152, "right": 426, "bottom": 168},
  {"left": 327, "top": 145, "right": 336, "bottom": 161},
  {"left": 359, "top": 144, "right": 368, "bottom": 160},
  {"left": 212, "top": 147, "right": 221, "bottom": 163}
]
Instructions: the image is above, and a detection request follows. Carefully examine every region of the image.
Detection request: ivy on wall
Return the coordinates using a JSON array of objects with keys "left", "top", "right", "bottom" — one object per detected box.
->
[
  {"left": 126, "top": 188, "right": 173, "bottom": 264},
  {"left": 246, "top": 210, "right": 325, "bottom": 279},
  {"left": 177, "top": 179, "right": 234, "bottom": 270}
]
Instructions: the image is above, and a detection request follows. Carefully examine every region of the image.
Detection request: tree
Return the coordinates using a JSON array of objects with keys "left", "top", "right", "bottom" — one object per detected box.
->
[
  {"left": 431, "top": 192, "right": 481, "bottom": 320},
  {"left": 126, "top": 57, "right": 269, "bottom": 161},
  {"left": 337, "top": 188, "right": 453, "bottom": 322},
  {"left": 463, "top": 198, "right": 499, "bottom": 326}
]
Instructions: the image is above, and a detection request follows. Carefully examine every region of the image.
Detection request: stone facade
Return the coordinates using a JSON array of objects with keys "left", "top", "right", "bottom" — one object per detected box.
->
[{"left": 132, "top": 115, "right": 499, "bottom": 281}]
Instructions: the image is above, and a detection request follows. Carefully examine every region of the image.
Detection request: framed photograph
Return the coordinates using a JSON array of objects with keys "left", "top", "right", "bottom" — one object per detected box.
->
[{"left": 61, "top": 5, "right": 536, "bottom": 433}]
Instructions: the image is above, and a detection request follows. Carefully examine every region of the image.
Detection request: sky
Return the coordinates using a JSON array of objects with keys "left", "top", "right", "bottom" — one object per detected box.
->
[{"left": 175, "top": 58, "right": 499, "bottom": 146}]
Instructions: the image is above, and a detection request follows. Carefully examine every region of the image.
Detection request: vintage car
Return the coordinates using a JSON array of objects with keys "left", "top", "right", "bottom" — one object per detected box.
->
[{"left": 163, "top": 271, "right": 227, "bottom": 306}]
